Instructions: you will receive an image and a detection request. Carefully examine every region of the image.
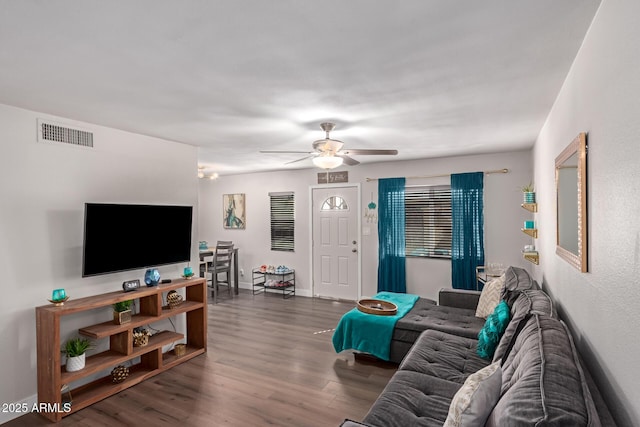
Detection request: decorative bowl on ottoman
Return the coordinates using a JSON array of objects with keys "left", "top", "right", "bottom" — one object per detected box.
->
[{"left": 357, "top": 299, "right": 398, "bottom": 316}]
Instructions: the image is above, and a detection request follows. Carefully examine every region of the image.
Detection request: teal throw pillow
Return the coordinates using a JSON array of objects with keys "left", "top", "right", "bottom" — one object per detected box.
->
[{"left": 477, "top": 300, "right": 511, "bottom": 360}]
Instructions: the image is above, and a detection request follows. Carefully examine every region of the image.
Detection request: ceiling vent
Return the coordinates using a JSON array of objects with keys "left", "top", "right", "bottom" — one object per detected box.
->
[{"left": 37, "top": 119, "right": 94, "bottom": 148}]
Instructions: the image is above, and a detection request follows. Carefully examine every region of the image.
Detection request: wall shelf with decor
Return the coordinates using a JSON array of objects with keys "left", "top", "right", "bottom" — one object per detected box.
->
[
  {"left": 35, "top": 278, "right": 207, "bottom": 422},
  {"left": 523, "top": 252, "right": 540, "bottom": 265},
  {"left": 521, "top": 191, "right": 538, "bottom": 265}
]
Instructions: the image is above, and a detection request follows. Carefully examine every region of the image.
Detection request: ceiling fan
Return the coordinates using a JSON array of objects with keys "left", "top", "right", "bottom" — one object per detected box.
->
[{"left": 260, "top": 122, "right": 398, "bottom": 169}]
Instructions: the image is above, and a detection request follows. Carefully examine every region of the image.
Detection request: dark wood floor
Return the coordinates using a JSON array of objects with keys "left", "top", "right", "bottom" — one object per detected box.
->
[{"left": 9, "top": 291, "right": 397, "bottom": 426}]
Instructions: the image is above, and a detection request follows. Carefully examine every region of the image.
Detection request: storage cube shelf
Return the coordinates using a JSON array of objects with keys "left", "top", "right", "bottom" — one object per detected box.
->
[{"left": 35, "top": 278, "right": 207, "bottom": 422}]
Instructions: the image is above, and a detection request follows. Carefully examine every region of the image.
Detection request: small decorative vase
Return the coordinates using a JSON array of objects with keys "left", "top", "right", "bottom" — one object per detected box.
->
[
  {"left": 523, "top": 192, "right": 536, "bottom": 204},
  {"left": 144, "top": 268, "right": 161, "bottom": 287},
  {"left": 66, "top": 354, "right": 86, "bottom": 372}
]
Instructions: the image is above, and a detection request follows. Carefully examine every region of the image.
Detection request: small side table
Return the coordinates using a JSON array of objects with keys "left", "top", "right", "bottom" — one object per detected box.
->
[{"left": 475, "top": 266, "right": 503, "bottom": 291}]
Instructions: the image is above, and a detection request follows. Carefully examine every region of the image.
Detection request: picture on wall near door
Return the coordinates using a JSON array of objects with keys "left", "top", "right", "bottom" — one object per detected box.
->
[{"left": 223, "top": 193, "right": 246, "bottom": 229}]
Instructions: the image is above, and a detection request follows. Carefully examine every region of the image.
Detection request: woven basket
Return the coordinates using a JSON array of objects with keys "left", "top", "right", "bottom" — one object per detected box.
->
[
  {"left": 167, "top": 290, "right": 184, "bottom": 309},
  {"left": 111, "top": 365, "right": 129, "bottom": 383},
  {"left": 174, "top": 343, "right": 186, "bottom": 357},
  {"left": 133, "top": 331, "right": 150, "bottom": 347}
]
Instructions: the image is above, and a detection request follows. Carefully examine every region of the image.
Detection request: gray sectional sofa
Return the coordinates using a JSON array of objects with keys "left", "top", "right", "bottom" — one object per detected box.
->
[{"left": 342, "top": 267, "right": 615, "bottom": 427}]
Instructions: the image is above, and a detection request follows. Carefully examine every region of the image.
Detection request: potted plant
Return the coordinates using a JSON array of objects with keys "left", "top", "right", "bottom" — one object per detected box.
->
[
  {"left": 113, "top": 300, "right": 133, "bottom": 325},
  {"left": 521, "top": 182, "right": 535, "bottom": 204},
  {"left": 63, "top": 337, "right": 93, "bottom": 372}
]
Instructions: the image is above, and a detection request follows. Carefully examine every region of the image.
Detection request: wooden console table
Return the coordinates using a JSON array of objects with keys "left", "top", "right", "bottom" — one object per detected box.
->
[{"left": 35, "top": 278, "right": 207, "bottom": 422}]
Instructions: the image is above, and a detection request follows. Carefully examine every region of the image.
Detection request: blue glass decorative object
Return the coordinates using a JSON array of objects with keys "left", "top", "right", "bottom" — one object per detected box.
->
[
  {"left": 144, "top": 268, "right": 161, "bottom": 287},
  {"left": 51, "top": 289, "right": 66, "bottom": 301}
]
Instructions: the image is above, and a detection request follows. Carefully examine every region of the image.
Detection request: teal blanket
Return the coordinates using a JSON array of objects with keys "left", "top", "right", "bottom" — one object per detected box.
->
[{"left": 332, "top": 292, "right": 420, "bottom": 361}]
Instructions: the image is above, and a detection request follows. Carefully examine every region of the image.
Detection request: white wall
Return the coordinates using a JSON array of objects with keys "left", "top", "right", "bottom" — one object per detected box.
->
[
  {"left": 532, "top": 0, "right": 640, "bottom": 425},
  {"left": 198, "top": 149, "right": 532, "bottom": 301},
  {"left": 0, "top": 104, "right": 199, "bottom": 423}
]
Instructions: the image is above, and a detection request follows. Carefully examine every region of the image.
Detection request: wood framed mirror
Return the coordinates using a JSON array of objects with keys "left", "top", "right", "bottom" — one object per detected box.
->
[{"left": 555, "top": 132, "right": 587, "bottom": 272}]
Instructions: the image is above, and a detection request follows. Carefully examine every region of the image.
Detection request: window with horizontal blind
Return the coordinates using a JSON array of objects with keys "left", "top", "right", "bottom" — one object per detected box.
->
[
  {"left": 269, "top": 192, "right": 294, "bottom": 252},
  {"left": 405, "top": 185, "right": 452, "bottom": 258}
]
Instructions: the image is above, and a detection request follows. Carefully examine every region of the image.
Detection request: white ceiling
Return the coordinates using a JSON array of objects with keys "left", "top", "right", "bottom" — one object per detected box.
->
[{"left": 0, "top": 1, "right": 601, "bottom": 176}]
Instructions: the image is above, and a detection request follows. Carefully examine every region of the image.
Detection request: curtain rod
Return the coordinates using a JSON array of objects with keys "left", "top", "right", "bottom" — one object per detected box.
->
[{"left": 365, "top": 168, "right": 509, "bottom": 182}]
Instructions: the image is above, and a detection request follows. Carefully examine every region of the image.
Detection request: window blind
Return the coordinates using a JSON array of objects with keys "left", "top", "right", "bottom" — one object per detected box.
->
[
  {"left": 269, "top": 192, "right": 295, "bottom": 252},
  {"left": 405, "top": 185, "right": 452, "bottom": 258}
]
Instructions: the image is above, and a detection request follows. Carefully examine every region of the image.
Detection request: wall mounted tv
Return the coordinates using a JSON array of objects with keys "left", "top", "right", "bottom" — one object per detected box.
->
[{"left": 82, "top": 203, "right": 193, "bottom": 277}]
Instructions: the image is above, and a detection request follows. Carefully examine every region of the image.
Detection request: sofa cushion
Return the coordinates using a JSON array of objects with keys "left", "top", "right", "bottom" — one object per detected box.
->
[
  {"left": 392, "top": 298, "right": 438, "bottom": 343},
  {"left": 394, "top": 303, "right": 485, "bottom": 341},
  {"left": 487, "top": 314, "right": 599, "bottom": 426},
  {"left": 443, "top": 362, "right": 502, "bottom": 427},
  {"left": 399, "top": 330, "right": 489, "bottom": 384},
  {"left": 501, "top": 266, "right": 539, "bottom": 306},
  {"left": 476, "top": 300, "right": 510, "bottom": 360},
  {"left": 363, "top": 370, "right": 460, "bottom": 427},
  {"left": 492, "top": 289, "right": 557, "bottom": 363},
  {"left": 340, "top": 418, "right": 368, "bottom": 427},
  {"left": 475, "top": 274, "right": 505, "bottom": 318},
  {"left": 340, "top": 420, "right": 369, "bottom": 427}
]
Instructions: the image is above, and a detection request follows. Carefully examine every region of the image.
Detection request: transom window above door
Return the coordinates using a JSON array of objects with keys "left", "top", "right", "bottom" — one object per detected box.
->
[{"left": 321, "top": 196, "right": 348, "bottom": 211}]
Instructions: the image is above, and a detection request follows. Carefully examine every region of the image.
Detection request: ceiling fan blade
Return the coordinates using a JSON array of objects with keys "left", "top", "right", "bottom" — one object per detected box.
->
[
  {"left": 341, "top": 149, "right": 398, "bottom": 155},
  {"left": 285, "top": 155, "right": 314, "bottom": 165},
  {"left": 260, "top": 150, "right": 313, "bottom": 154},
  {"left": 336, "top": 154, "right": 360, "bottom": 166}
]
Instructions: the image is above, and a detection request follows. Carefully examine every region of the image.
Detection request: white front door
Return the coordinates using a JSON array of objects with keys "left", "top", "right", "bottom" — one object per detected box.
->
[{"left": 312, "top": 186, "right": 359, "bottom": 300}]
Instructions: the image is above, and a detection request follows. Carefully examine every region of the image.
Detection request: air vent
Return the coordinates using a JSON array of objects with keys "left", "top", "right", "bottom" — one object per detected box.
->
[{"left": 37, "top": 119, "right": 94, "bottom": 148}]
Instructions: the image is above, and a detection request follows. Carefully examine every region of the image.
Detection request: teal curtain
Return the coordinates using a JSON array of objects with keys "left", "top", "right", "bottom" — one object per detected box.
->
[
  {"left": 451, "top": 172, "right": 485, "bottom": 290},
  {"left": 377, "top": 178, "right": 406, "bottom": 293}
]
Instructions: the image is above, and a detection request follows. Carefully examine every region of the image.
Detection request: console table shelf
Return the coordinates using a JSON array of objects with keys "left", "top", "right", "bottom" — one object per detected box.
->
[{"left": 36, "top": 278, "right": 207, "bottom": 422}]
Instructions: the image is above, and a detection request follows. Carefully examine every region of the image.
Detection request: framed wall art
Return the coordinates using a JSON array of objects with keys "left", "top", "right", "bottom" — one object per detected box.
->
[{"left": 223, "top": 193, "right": 246, "bottom": 229}]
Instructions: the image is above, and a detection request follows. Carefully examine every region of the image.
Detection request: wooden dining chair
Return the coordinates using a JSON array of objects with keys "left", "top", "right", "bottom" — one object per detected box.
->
[{"left": 210, "top": 241, "right": 234, "bottom": 303}]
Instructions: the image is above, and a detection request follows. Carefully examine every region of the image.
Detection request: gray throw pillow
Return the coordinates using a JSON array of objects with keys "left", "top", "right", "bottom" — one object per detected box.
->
[{"left": 443, "top": 362, "right": 502, "bottom": 427}]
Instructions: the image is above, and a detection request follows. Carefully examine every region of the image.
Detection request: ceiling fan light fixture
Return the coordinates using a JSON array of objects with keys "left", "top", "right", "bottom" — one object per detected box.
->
[{"left": 313, "top": 155, "right": 343, "bottom": 170}]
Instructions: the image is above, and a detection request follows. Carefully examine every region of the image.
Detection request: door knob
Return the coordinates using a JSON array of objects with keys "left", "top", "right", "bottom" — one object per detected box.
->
[
  {"left": 352, "top": 240, "right": 357, "bottom": 244},
  {"left": 352, "top": 248, "right": 357, "bottom": 253}
]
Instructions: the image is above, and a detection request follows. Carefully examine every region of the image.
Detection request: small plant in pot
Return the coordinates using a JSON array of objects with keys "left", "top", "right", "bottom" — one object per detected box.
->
[
  {"left": 63, "top": 337, "right": 93, "bottom": 372},
  {"left": 521, "top": 182, "right": 536, "bottom": 204},
  {"left": 113, "top": 300, "right": 133, "bottom": 325}
]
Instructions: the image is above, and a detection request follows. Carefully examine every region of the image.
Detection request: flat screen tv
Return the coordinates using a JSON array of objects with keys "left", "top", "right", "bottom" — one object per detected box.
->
[{"left": 82, "top": 203, "right": 193, "bottom": 277}]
